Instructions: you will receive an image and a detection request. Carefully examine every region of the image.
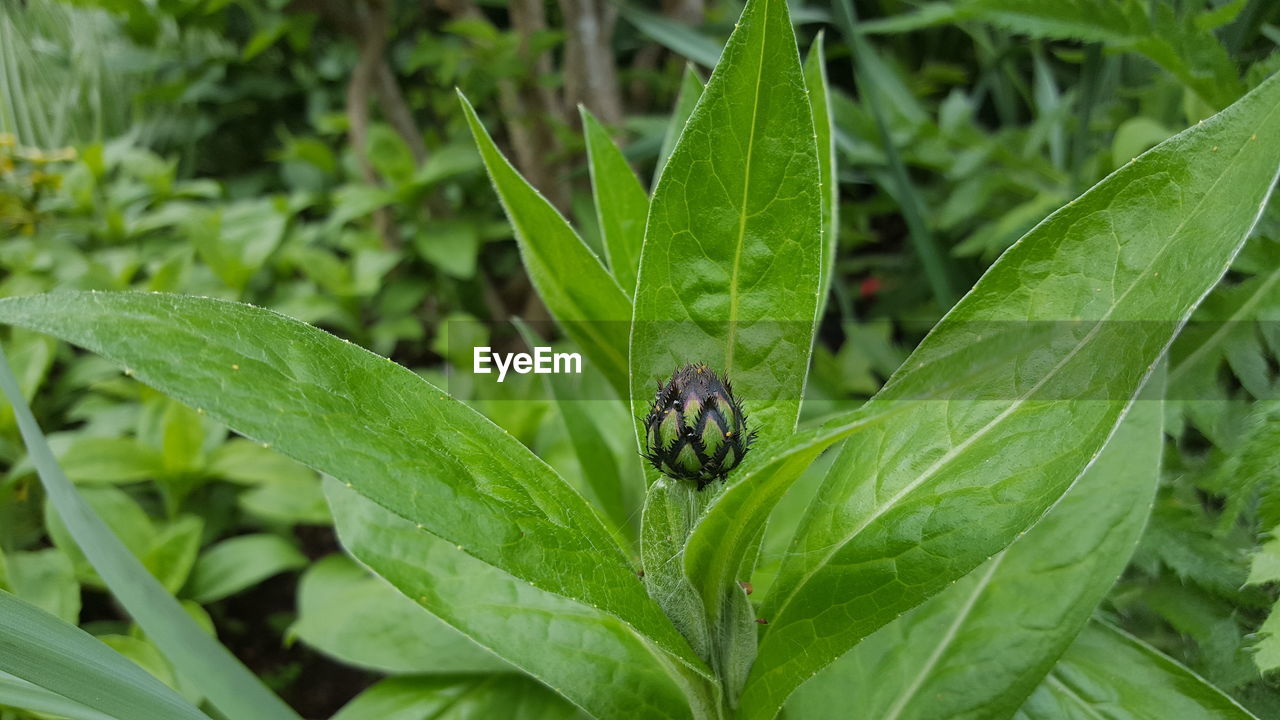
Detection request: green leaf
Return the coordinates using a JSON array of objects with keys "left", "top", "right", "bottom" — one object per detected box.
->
[
  {"left": 1247, "top": 532, "right": 1280, "bottom": 587},
  {"left": 1247, "top": 519, "right": 1280, "bottom": 674},
  {"left": 413, "top": 219, "right": 481, "bottom": 279},
  {"left": 99, "top": 635, "right": 183, "bottom": 698},
  {"left": 741, "top": 68, "right": 1280, "bottom": 720},
  {"left": 0, "top": 670, "right": 116, "bottom": 720},
  {"left": 189, "top": 199, "right": 289, "bottom": 294},
  {"left": 289, "top": 554, "right": 507, "bottom": 675},
  {"left": 1253, "top": 601, "right": 1280, "bottom": 673},
  {"left": 185, "top": 534, "right": 307, "bottom": 604},
  {"left": 582, "top": 107, "right": 648, "bottom": 298},
  {"left": 142, "top": 515, "right": 203, "bottom": 594},
  {"left": 0, "top": 291, "right": 700, "bottom": 672},
  {"left": 238, "top": 474, "right": 331, "bottom": 526},
  {"left": 58, "top": 437, "right": 165, "bottom": 484},
  {"left": 459, "top": 93, "right": 632, "bottom": 398},
  {"left": 0, "top": 548, "right": 79, "bottom": 624},
  {"left": 326, "top": 480, "right": 716, "bottom": 720},
  {"left": 366, "top": 124, "right": 416, "bottom": 186},
  {"left": 957, "top": 0, "right": 1244, "bottom": 110},
  {"left": 653, "top": 64, "right": 704, "bottom": 191},
  {"left": 44, "top": 486, "right": 154, "bottom": 589},
  {"left": 513, "top": 320, "right": 639, "bottom": 543},
  {"left": 1169, "top": 250, "right": 1280, "bottom": 400},
  {"left": 331, "top": 675, "right": 582, "bottom": 720},
  {"left": 1016, "top": 621, "right": 1258, "bottom": 719},
  {"left": 630, "top": 0, "right": 822, "bottom": 695},
  {"left": 0, "top": 591, "right": 210, "bottom": 720},
  {"left": 0, "top": 344, "right": 302, "bottom": 720},
  {"left": 161, "top": 398, "right": 206, "bottom": 473},
  {"left": 787, "top": 368, "right": 1165, "bottom": 720},
  {"left": 206, "top": 438, "right": 314, "bottom": 485},
  {"left": 804, "top": 32, "right": 838, "bottom": 316},
  {"left": 631, "top": 0, "right": 821, "bottom": 455}
]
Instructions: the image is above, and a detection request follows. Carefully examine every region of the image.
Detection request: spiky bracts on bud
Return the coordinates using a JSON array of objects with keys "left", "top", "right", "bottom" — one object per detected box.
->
[{"left": 643, "top": 363, "right": 756, "bottom": 490}]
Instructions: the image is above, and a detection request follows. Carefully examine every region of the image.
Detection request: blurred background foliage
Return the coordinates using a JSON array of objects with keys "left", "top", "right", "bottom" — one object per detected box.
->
[{"left": 2, "top": 0, "right": 1280, "bottom": 716}]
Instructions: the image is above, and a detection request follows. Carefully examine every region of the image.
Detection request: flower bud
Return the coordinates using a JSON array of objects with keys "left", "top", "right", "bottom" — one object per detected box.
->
[{"left": 643, "top": 363, "right": 755, "bottom": 489}]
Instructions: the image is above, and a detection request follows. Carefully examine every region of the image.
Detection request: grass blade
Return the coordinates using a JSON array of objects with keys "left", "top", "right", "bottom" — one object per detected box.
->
[
  {"left": 0, "top": 343, "right": 303, "bottom": 720},
  {"left": 0, "top": 592, "right": 209, "bottom": 720}
]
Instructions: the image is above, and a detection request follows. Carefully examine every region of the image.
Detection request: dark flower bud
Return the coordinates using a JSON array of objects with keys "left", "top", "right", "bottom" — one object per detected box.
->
[{"left": 643, "top": 363, "right": 756, "bottom": 489}]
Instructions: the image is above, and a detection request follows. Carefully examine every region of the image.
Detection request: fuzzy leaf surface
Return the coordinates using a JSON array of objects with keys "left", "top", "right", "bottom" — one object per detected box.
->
[
  {"left": 327, "top": 480, "right": 713, "bottom": 720},
  {"left": 1015, "top": 622, "right": 1258, "bottom": 719},
  {"left": 804, "top": 32, "right": 838, "bottom": 314},
  {"left": 0, "top": 291, "right": 702, "bottom": 674},
  {"left": 629, "top": 0, "right": 822, "bottom": 451},
  {"left": 787, "top": 370, "right": 1164, "bottom": 719},
  {"left": 742, "top": 70, "right": 1280, "bottom": 719},
  {"left": 629, "top": 0, "right": 822, "bottom": 673}
]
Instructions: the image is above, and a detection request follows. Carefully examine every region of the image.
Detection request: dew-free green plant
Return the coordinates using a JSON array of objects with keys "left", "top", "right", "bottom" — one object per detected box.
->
[{"left": 2, "top": 0, "right": 1280, "bottom": 718}]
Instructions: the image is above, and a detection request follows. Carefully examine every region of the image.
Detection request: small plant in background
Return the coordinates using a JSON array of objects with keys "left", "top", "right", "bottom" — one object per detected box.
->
[{"left": 1, "top": 0, "right": 1280, "bottom": 719}]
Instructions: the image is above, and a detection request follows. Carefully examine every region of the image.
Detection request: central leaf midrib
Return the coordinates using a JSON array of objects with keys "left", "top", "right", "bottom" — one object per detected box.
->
[
  {"left": 1044, "top": 674, "right": 1109, "bottom": 720},
  {"left": 722, "top": 0, "right": 771, "bottom": 376},
  {"left": 881, "top": 553, "right": 1007, "bottom": 720}
]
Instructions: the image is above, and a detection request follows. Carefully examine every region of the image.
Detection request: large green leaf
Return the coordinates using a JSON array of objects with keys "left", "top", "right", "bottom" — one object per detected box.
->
[
  {"left": 0, "top": 291, "right": 702, "bottom": 675},
  {"left": 629, "top": 0, "right": 822, "bottom": 696},
  {"left": 1015, "top": 621, "right": 1258, "bottom": 719},
  {"left": 331, "top": 675, "right": 583, "bottom": 720},
  {"left": 459, "top": 93, "right": 632, "bottom": 398},
  {"left": 0, "top": 591, "right": 210, "bottom": 720},
  {"left": 326, "top": 480, "right": 715, "bottom": 720},
  {"left": 582, "top": 107, "right": 648, "bottom": 298},
  {"left": 786, "top": 369, "right": 1164, "bottom": 719},
  {"left": 289, "top": 554, "right": 508, "bottom": 675},
  {"left": 740, "top": 70, "right": 1280, "bottom": 720},
  {"left": 680, "top": 303, "right": 1046, "bottom": 687},
  {"left": 0, "top": 344, "right": 300, "bottom": 720},
  {"left": 630, "top": 0, "right": 821, "bottom": 453}
]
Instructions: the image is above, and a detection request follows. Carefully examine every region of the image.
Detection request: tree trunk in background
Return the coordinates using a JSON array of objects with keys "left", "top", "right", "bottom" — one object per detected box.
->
[
  {"left": 374, "top": 60, "right": 427, "bottom": 165},
  {"left": 559, "top": 0, "right": 623, "bottom": 125},
  {"left": 299, "top": 0, "right": 435, "bottom": 245},
  {"left": 497, "top": 0, "right": 570, "bottom": 210},
  {"left": 344, "top": 0, "right": 399, "bottom": 247},
  {"left": 628, "top": 0, "right": 704, "bottom": 106},
  {"left": 663, "top": 0, "right": 704, "bottom": 24}
]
